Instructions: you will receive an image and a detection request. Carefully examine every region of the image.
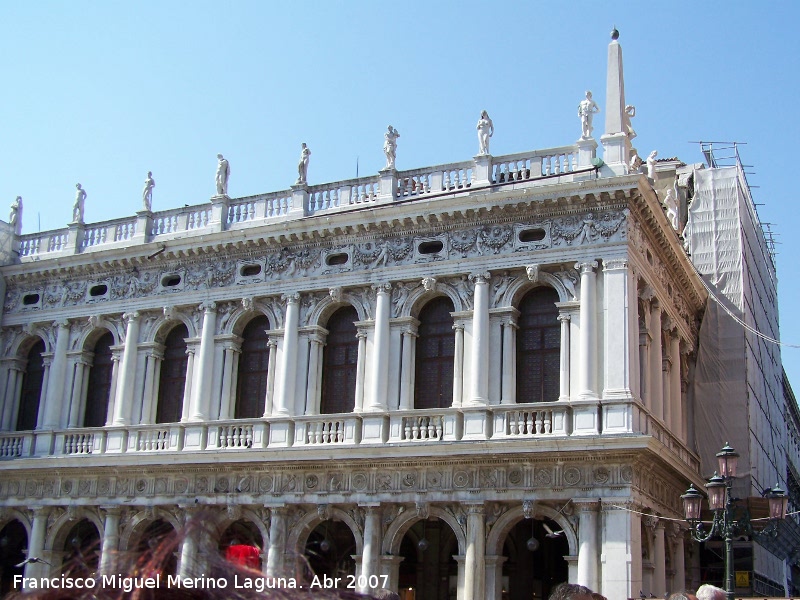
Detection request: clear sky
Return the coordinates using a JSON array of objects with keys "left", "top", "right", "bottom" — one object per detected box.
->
[{"left": 2, "top": 1, "right": 799, "bottom": 390}]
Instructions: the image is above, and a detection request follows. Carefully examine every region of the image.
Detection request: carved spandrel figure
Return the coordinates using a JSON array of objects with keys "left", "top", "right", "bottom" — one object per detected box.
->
[
  {"left": 646, "top": 150, "right": 658, "bottom": 180},
  {"left": 624, "top": 104, "right": 637, "bottom": 139},
  {"left": 383, "top": 125, "right": 400, "bottom": 170},
  {"left": 215, "top": 154, "right": 230, "bottom": 196},
  {"left": 73, "top": 183, "right": 87, "bottom": 223},
  {"left": 296, "top": 143, "right": 311, "bottom": 185},
  {"left": 9, "top": 196, "right": 22, "bottom": 235},
  {"left": 578, "top": 91, "right": 600, "bottom": 139},
  {"left": 477, "top": 110, "right": 494, "bottom": 155},
  {"left": 142, "top": 171, "right": 155, "bottom": 211}
]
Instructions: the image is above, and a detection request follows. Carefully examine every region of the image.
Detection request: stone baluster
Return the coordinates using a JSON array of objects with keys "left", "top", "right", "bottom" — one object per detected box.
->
[
  {"left": 469, "top": 273, "right": 490, "bottom": 405},
  {"left": 190, "top": 302, "right": 217, "bottom": 421},
  {"left": 112, "top": 312, "right": 140, "bottom": 426},
  {"left": 576, "top": 262, "right": 599, "bottom": 399},
  {"left": 275, "top": 294, "right": 299, "bottom": 416}
]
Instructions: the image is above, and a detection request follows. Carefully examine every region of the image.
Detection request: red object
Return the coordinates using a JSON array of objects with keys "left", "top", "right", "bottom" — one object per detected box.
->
[{"left": 225, "top": 544, "right": 260, "bottom": 568}]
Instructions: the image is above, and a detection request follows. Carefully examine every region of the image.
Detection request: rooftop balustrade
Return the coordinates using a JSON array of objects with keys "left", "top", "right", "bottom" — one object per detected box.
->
[{"left": 14, "top": 145, "right": 595, "bottom": 262}]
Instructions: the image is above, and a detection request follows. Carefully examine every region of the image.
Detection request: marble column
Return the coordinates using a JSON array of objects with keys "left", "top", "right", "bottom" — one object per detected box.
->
[
  {"left": 652, "top": 519, "right": 666, "bottom": 597},
  {"left": 180, "top": 346, "right": 196, "bottom": 422},
  {"left": 368, "top": 284, "right": 391, "bottom": 412},
  {"left": 639, "top": 323, "right": 650, "bottom": 408},
  {"left": 138, "top": 350, "right": 162, "bottom": 424},
  {"left": 575, "top": 499, "right": 600, "bottom": 592},
  {"left": 558, "top": 312, "right": 571, "bottom": 401},
  {"left": 464, "top": 503, "right": 486, "bottom": 600},
  {"left": 23, "top": 507, "right": 50, "bottom": 588},
  {"left": 275, "top": 294, "right": 299, "bottom": 415},
  {"left": 104, "top": 350, "right": 121, "bottom": 426},
  {"left": 190, "top": 302, "right": 217, "bottom": 421},
  {"left": 305, "top": 333, "right": 325, "bottom": 415},
  {"left": 354, "top": 330, "right": 367, "bottom": 412},
  {"left": 452, "top": 323, "right": 465, "bottom": 407},
  {"left": 576, "top": 262, "right": 599, "bottom": 399},
  {"left": 67, "top": 357, "right": 90, "bottom": 428},
  {"left": 649, "top": 301, "right": 664, "bottom": 421},
  {"left": 398, "top": 327, "right": 417, "bottom": 411},
  {"left": 218, "top": 342, "right": 241, "bottom": 419},
  {"left": 0, "top": 359, "right": 24, "bottom": 429},
  {"left": 469, "top": 273, "right": 490, "bottom": 405},
  {"left": 671, "top": 524, "right": 686, "bottom": 592},
  {"left": 113, "top": 312, "right": 140, "bottom": 426},
  {"left": 266, "top": 507, "right": 287, "bottom": 578},
  {"left": 669, "top": 333, "right": 682, "bottom": 436},
  {"left": 264, "top": 338, "right": 278, "bottom": 416},
  {"left": 359, "top": 505, "right": 382, "bottom": 594},
  {"left": 99, "top": 506, "right": 122, "bottom": 574},
  {"left": 42, "top": 320, "right": 70, "bottom": 429},
  {"left": 601, "top": 500, "right": 642, "bottom": 600},
  {"left": 500, "top": 318, "right": 517, "bottom": 405},
  {"left": 485, "top": 555, "right": 507, "bottom": 600}
]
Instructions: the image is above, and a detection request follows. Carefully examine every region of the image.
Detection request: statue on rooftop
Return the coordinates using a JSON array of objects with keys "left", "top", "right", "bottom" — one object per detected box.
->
[
  {"left": 383, "top": 126, "right": 400, "bottom": 170},
  {"left": 477, "top": 110, "right": 494, "bottom": 155},
  {"left": 73, "top": 183, "right": 87, "bottom": 223},
  {"left": 578, "top": 91, "right": 600, "bottom": 139},
  {"left": 663, "top": 185, "right": 680, "bottom": 231},
  {"left": 142, "top": 171, "right": 155, "bottom": 211},
  {"left": 296, "top": 143, "right": 311, "bottom": 185},
  {"left": 646, "top": 150, "right": 658, "bottom": 180},
  {"left": 216, "top": 154, "right": 230, "bottom": 196},
  {"left": 9, "top": 196, "right": 22, "bottom": 235},
  {"left": 624, "top": 104, "right": 637, "bottom": 140},
  {"left": 629, "top": 148, "right": 643, "bottom": 173}
]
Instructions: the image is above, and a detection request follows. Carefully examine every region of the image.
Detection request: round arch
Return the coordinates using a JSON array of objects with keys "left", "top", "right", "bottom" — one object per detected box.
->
[
  {"left": 382, "top": 506, "right": 467, "bottom": 556},
  {"left": 75, "top": 319, "right": 123, "bottom": 352},
  {"left": 286, "top": 507, "right": 364, "bottom": 557},
  {"left": 45, "top": 509, "right": 104, "bottom": 553},
  {"left": 119, "top": 508, "right": 182, "bottom": 552},
  {"left": 306, "top": 293, "right": 369, "bottom": 328},
  {"left": 404, "top": 281, "right": 467, "bottom": 319},
  {"left": 0, "top": 510, "right": 31, "bottom": 538},
  {"left": 226, "top": 303, "right": 279, "bottom": 337},
  {"left": 11, "top": 332, "right": 50, "bottom": 358},
  {"left": 503, "top": 273, "right": 572, "bottom": 309},
  {"left": 210, "top": 508, "right": 270, "bottom": 551},
  {"left": 485, "top": 504, "right": 578, "bottom": 556},
  {"left": 145, "top": 312, "right": 197, "bottom": 345}
]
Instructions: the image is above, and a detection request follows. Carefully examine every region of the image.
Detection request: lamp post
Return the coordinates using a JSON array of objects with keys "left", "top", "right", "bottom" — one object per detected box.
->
[{"left": 680, "top": 443, "right": 789, "bottom": 600}]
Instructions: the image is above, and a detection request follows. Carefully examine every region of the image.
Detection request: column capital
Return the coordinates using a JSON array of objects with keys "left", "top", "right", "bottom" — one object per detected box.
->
[
  {"left": 371, "top": 283, "right": 392, "bottom": 294},
  {"left": 122, "top": 311, "right": 140, "bottom": 324},
  {"left": 281, "top": 292, "right": 300, "bottom": 305},
  {"left": 602, "top": 258, "right": 629, "bottom": 271},
  {"left": 469, "top": 272, "right": 491, "bottom": 284},
  {"left": 52, "top": 319, "right": 70, "bottom": 329},
  {"left": 100, "top": 505, "right": 123, "bottom": 517},
  {"left": 452, "top": 323, "right": 465, "bottom": 333},
  {"left": 640, "top": 285, "right": 657, "bottom": 303},
  {"left": 557, "top": 313, "right": 571, "bottom": 323},
  {"left": 575, "top": 260, "right": 598, "bottom": 274},
  {"left": 199, "top": 300, "right": 217, "bottom": 313},
  {"left": 661, "top": 316, "right": 676, "bottom": 333},
  {"left": 464, "top": 502, "right": 485, "bottom": 515},
  {"left": 572, "top": 498, "right": 601, "bottom": 512}
]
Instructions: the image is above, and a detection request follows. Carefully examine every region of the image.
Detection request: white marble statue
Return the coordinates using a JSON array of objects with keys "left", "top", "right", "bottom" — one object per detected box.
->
[
  {"left": 216, "top": 154, "right": 230, "bottom": 196},
  {"left": 646, "top": 150, "right": 658, "bottom": 180},
  {"left": 624, "top": 104, "right": 637, "bottom": 139},
  {"left": 578, "top": 91, "right": 600, "bottom": 139},
  {"left": 73, "top": 183, "right": 87, "bottom": 223},
  {"left": 383, "top": 126, "right": 400, "bottom": 170},
  {"left": 9, "top": 196, "right": 22, "bottom": 234},
  {"left": 476, "top": 110, "right": 494, "bottom": 155},
  {"left": 142, "top": 171, "right": 155, "bottom": 211},
  {"left": 663, "top": 186, "right": 680, "bottom": 231},
  {"left": 629, "top": 148, "right": 643, "bottom": 173},
  {"left": 296, "top": 143, "right": 311, "bottom": 185}
]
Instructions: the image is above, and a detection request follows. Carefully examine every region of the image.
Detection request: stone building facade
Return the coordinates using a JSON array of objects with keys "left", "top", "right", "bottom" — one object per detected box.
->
[{"left": 0, "top": 32, "right": 774, "bottom": 600}]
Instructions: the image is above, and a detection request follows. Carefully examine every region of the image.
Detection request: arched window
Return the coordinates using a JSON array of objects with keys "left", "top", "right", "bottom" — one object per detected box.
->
[
  {"left": 156, "top": 324, "right": 188, "bottom": 424},
  {"left": 84, "top": 331, "right": 114, "bottom": 427},
  {"left": 17, "top": 339, "right": 45, "bottom": 431},
  {"left": 516, "top": 287, "right": 560, "bottom": 403},
  {"left": 414, "top": 297, "right": 455, "bottom": 409},
  {"left": 320, "top": 306, "right": 358, "bottom": 414},
  {"left": 235, "top": 315, "right": 271, "bottom": 419}
]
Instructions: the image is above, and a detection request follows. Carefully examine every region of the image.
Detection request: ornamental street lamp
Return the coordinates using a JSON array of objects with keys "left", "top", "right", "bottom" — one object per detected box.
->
[{"left": 680, "top": 443, "right": 789, "bottom": 600}]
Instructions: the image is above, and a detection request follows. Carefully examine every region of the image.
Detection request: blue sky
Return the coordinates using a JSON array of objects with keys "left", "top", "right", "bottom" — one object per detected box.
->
[{"left": 2, "top": 1, "right": 799, "bottom": 389}]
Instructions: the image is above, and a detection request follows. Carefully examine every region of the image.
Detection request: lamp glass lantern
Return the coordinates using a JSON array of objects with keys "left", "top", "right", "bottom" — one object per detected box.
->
[
  {"left": 766, "top": 484, "right": 789, "bottom": 520},
  {"left": 705, "top": 473, "right": 727, "bottom": 511},
  {"left": 681, "top": 485, "right": 704, "bottom": 522},
  {"left": 716, "top": 443, "right": 739, "bottom": 478}
]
